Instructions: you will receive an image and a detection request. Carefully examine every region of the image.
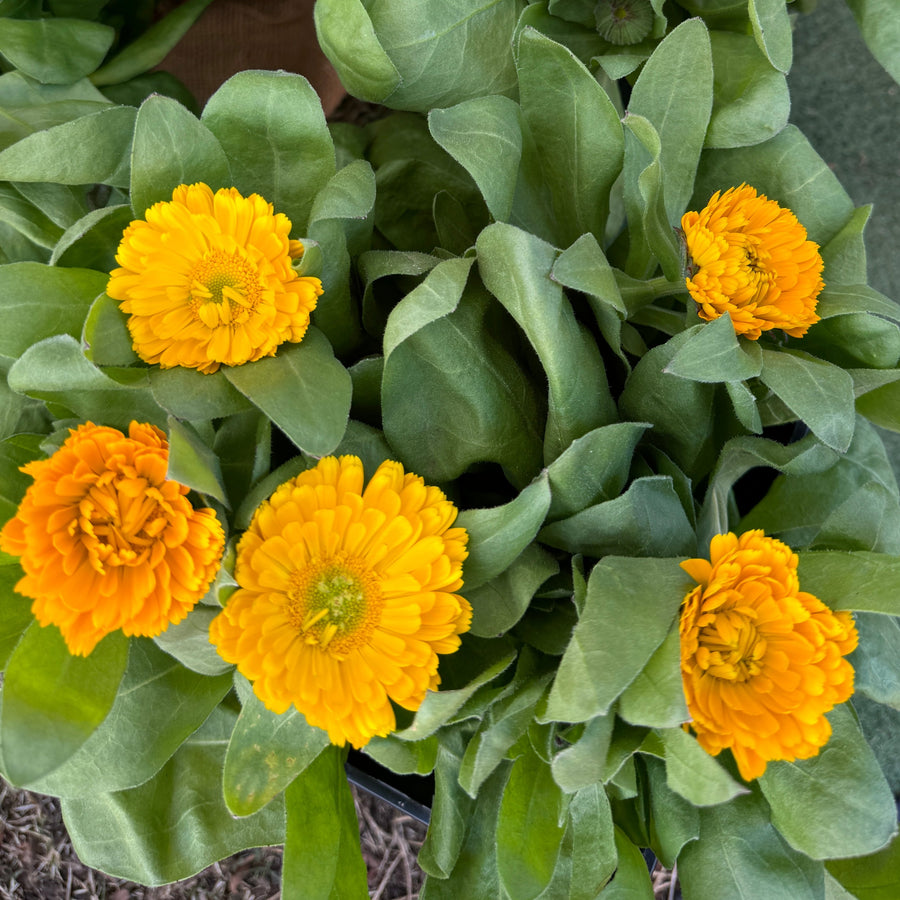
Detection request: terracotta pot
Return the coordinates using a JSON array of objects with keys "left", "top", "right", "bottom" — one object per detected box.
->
[{"left": 158, "top": 0, "right": 346, "bottom": 114}]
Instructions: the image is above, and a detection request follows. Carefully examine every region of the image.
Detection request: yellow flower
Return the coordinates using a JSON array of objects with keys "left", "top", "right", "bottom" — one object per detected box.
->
[
  {"left": 681, "top": 184, "right": 824, "bottom": 340},
  {"left": 209, "top": 455, "right": 471, "bottom": 748},
  {"left": 107, "top": 183, "right": 323, "bottom": 374},
  {"left": 0, "top": 422, "right": 225, "bottom": 656},
  {"left": 679, "top": 530, "right": 857, "bottom": 780}
]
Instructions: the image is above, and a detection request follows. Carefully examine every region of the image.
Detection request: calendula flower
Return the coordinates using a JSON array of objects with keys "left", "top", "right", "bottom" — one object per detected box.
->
[
  {"left": 107, "top": 182, "right": 323, "bottom": 374},
  {"left": 209, "top": 455, "right": 471, "bottom": 748},
  {"left": 595, "top": 0, "right": 654, "bottom": 45},
  {"left": 681, "top": 184, "right": 824, "bottom": 340},
  {"left": 0, "top": 422, "right": 225, "bottom": 656},
  {"left": 679, "top": 531, "right": 857, "bottom": 780}
]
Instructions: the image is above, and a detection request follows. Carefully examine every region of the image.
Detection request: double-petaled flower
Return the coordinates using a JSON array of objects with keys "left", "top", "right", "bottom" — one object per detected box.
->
[
  {"left": 0, "top": 422, "right": 225, "bottom": 656},
  {"left": 679, "top": 530, "right": 857, "bottom": 780}
]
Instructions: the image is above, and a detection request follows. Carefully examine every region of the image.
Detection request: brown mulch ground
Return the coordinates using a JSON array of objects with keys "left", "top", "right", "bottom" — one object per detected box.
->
[
  {"left": 0, "top": 779, "right": 425, "bottom": 900},
  {"left": 0, "top": 776, "right": 679, "bottom": 899}
]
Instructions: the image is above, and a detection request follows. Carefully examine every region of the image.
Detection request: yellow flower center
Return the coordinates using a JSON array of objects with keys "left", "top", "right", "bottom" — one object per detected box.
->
[
  {"left": 74, "top": 476, "right": 169, "bottom": 573},
  {"left": 188, "top": 250, "right": 262, "bottom": 329},
  {"left": 288, "top": 553, "right": 384, "bottom": 659},
  {"left": 695, "top": 604, "right": 766, "bottom": 683}
]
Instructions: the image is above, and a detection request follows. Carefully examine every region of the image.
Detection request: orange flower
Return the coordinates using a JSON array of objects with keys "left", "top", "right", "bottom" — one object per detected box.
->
[
  {"left": 679, "top": 530, "right": 857, "bottom": 780},
  {"left": 107, "top": 182, "right": 322, "bottom": 374},
  {"left": 681, "top": 184, "right": 824, "bottom": 340},
  {"left": 0, "top": 422, "right": 225, "bottom": 656},
  {"left": 209, "top": 455, "right": 471, "bottom": 748}
]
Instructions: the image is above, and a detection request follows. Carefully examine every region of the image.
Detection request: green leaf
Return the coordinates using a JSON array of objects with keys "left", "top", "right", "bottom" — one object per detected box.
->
[
  {"left": 130, "top": 95, "right": 230, "bottom": 215},
  {"left": 82, "top": 293, "right": 139, "bottom": 367},
  {"left": 8, "top": 334, "right": 166, "bottom": 429},
  {"left": 91, "top": 0, "right": 216, "bottom": 86},
  {"left": 758, "top": 348, "right": 856, "bottom": 452},
  {"left": 666, "top": 315, "right": 762, "bottom": 382},
  {"left": 459, "top": 661, "right": 553, "bottom": 797},
  {"left": 320, "top": 0, "right": 521, "bottom": 112},
  {"left": 149, "top": 366, "right": 252, "bottom": 421},
  {"left": 851, "top": 611, "right": 900, "bottom": 708},
  {"left": 393, "top": 638, "right": 517, "bottom": 741},
  {"left": 60, "top": 704, "right": 285, "bottom": 885},
  {"left": 223, "top": 329, "right": 351, "bottom": 457},
  {"left": 312, "top": 0, "right": 402, "bottom": 103},
  {"left": 0, "top": 105, "right": 135, "bottom": 187},
  {"left": 0, "top": 18, "right": 114, "bottom": 84},
  {"left": 165, "top": 416, "right": 228, "bottom": 506},
  {"left": 0, "top": 261, "right": 107, "bottom": 356},
  {"left": 382, "top": 271, "right": 544, "bottom": 487},
  {"left": 706, "top": 31, "right": 789, "bottom": 149},
  {"left": 551, "top": 713, "right": 615, "bottom": 793},
  {"left": 820, "top": 205, "right": 871, "bottom": 287},
  {"left": 476, "top": 223, "right": 616, "bottom": 463},
  {"left": 151, "top": 606, "right": 232, "bottom": 677},
  {"left": 539, "top": 476, "right": 695, "bottom": 559},
  {"left": 827, "top": 832, "right": 900, "bottom": 900},
  {"left": 619, "top": 330, "right": 724, "bottom": 481},
  {"left": 551, "top": 231, "right": 626, "bottom": 315},
  {"left": 845, "top": 0, "right": 900, "bottom": 83},
  {"left": 759, "top": 705, "right": 897, "bottom": 859},
  {"left": 417, "top": 729, "right": 476, "bottom": 880},
  {"left": 693, "top": 126, "right": 854, "bottom": 248},
  {"left": 364, "top": 734, "right": 438, "bottom": 776},
  {"left": 628, "top": 18, "right": 713, "bottom": 224},
  {"left": 515, "top": 27, "right": 623, "bottom": 248},
  {"left": 28, "top": 639, "right": 232, "bottom": 797},
  {"left": 549, "top": 782, "right": 617, "bottom": 899},
  {"left": 599, "top": 827, "right": 654, "bottom": 900},
  {"left": 466, "top": 543, "right": 559, "bottom": 638},
  {"left": 618, "top": 629, "right": 688, "bottom": 728},
  {"left": 51, "top": 203, "right": 134, "bottom": 271},
  {"left": 544, "top": 557, "right": 687, "bottom": 723},
  {"left": 738, "top": 419, "right": 896, "bottom": 548},
  {"left": 283, "top": 746, "right": 368, "bottom": 899},
  {"left": 644, "top": 755, "right": 700, "bottom": 868},
  {"left": 457, "top": 471, "right": 551, "bottom": 590},
  {"left": 698, "top": 431, "right": 840, "bottom": 548},
  {"left": 679, "top": 791, "right": 825, "bottom": 900},
  {"left": 419, "top": 756, "right": 511, "bottom": 895},
  {"left": 0, "top": 563, "right": 32, "bottom": 670},
  {"left": 545, "top": 423, "right": 648, "bottom": 521},
  {"left": 225, "top": 679, "right": 329, "bottom": 818},
  {"left": 0, "top": 184, "right": 63, "bottom": 248},
  {"left": 0, "top": 432, "right": 43, "bottom": 527},
  {"left": 429, "top": 95, "right": 522, "bottom": 222},
  {"left": 201, "top": 70, "right": 335, "bottom": 233},
  {"left": 622, "top": 113, "right": 683, "bottom": 281},
  {"left": 801, "top": 313, "right": 900, "bottom": 371},
  {"left": 747, "top": 0, "right": 792, "bottom": 73},
  {"left": 1, "top": 624, "right": 127, "bottom": 786},
  {"left": 797, "top": 551, "right": 900, "bottom": 616},
  {"left": 816, "top": 283, "right": 900, "bottom": 323},
  {"left": 497, "top": 748, "right": 567, "bottom": 900},
  {"left": 657, "top": 726, "right": 748, "bottom": 807}
]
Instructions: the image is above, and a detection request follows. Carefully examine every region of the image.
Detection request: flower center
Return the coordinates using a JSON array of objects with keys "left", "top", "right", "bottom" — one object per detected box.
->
[
  {"left": 188, "top": 250, "right": 262, "bottom": 329},
  {"left": 74, "top": 475, "right": 169, "bottom": 573},
  {"left": 696, "top": 606, "right": 767, "bottom": 682},
  {"left": 287, "top": 553, "right": 384, "bottom": 659}
]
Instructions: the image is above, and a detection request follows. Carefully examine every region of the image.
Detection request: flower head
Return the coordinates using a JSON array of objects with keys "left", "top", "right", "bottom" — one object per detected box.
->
[
  {"left": 681, "top": 184, "right": 824, "bottom": 340},
  {"left": 107, "top": 183, "right": 323, "bottom": 374},
  {"left": 679, "top": 530, "right": 857, "bottom": 780},
  {"left": 209, "top": 455, "right": 471, "bottom": 748},
  {"left": 0, "top": 422, "right": 225, "bottom": 656},
  {"left": 595, "top": 0, "right": 654, "bottom": 45}
]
